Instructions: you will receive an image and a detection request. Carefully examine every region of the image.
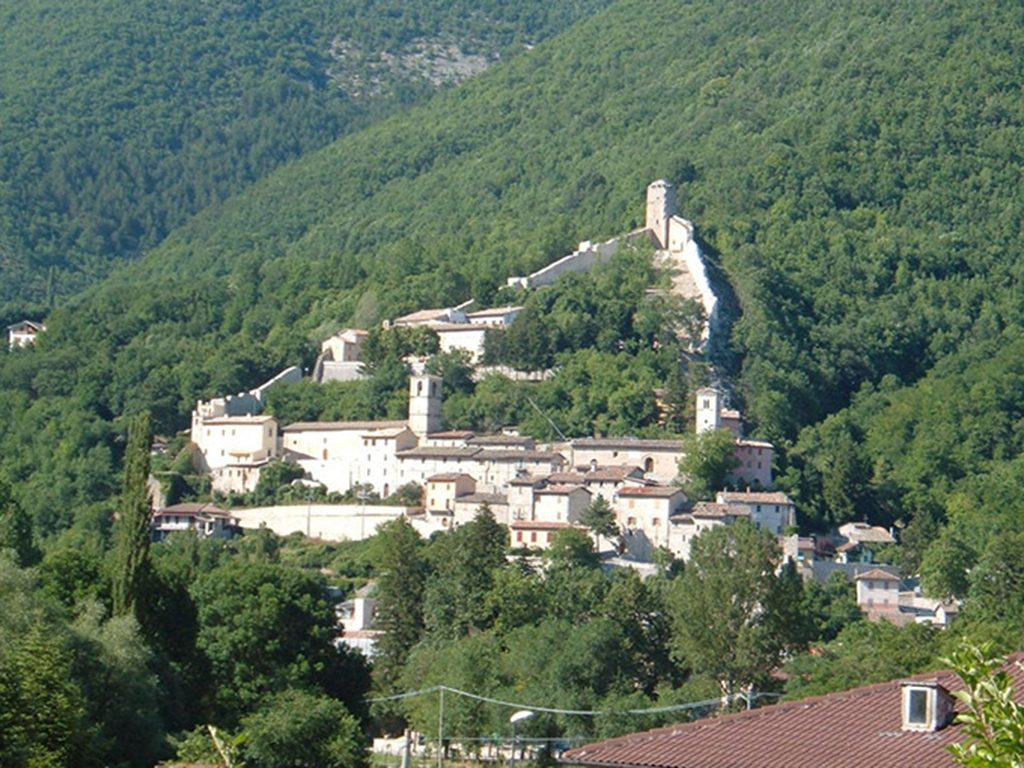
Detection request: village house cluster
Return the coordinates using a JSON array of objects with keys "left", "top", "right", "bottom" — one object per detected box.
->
[
  {"left": 186, "top": 359, "right": 954, "bottom": 630},
  {"left": 190, "top": 365, "right": 779, "bottom": 563}
]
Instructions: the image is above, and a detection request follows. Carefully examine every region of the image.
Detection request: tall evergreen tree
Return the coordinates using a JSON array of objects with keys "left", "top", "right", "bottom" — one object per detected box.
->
[
  {"left": 111, "top": 412, "right": 153, "bottom": 620},
  {"left": 580, "top": 494, "right": 618, "bottom": 539},
  {"left": 370, "top": 517, "right": 427, "bottom": 692},
  {"left": 424, "top": 505, "right": 508, "bottom": 638}
]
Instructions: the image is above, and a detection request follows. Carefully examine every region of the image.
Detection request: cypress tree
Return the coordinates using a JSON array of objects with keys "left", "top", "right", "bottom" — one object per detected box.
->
[{"left": 112, "top": 412, "right": 153, "bottom": 619}]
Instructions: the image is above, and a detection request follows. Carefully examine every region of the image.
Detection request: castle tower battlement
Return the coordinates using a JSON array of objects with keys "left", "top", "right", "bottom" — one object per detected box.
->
[{"left": 645, "top": 179, "right": 678, "bottom": 249}]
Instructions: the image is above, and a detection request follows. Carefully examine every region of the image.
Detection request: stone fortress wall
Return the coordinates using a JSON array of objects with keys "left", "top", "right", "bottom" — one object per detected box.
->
[
  {"left": 507, "top": 180, "right": 719, "bottom": 347},
  {"left": 506, "top": 231, "right": 649, "bottom": 290},
  {"left": 193, "top": 365, "right": 302, "bottom": 424}
]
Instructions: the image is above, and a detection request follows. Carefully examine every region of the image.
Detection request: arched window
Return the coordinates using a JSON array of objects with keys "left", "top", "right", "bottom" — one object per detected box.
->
[
  {"left": 417, "top": 381, "right": 423, "bottom": 395},
  {"left": 644, "top": 457, "right": 655, "bottom": 473}
]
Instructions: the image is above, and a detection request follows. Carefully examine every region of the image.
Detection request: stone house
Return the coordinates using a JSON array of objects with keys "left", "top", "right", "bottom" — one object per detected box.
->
[
  {"left": 668, "top": 502, "right": 749, "bottom": 561},
  {"left": 616, "top": 486, "right": 688, "bottom": 560},
  {"left": 732, "top": 439, "right": 774, "bottom": 488},
  {"left": 715, "top": 490, "right": 795, "bottom": 534},
  {"left": 533, "top": 484, "right": 591, "bottom": 524},
  {"left": 466, "top": 305, "right": 523, "bottom": 327},
  {"left": 434, "top": 322, "right": 490, "bottom": 362},
  {"left": 855, "top": 568, "right": 902, "bottom": 619},
  {"left": 283, "top": 421, "right": 413, "bottom": 496},
  {"left": 316, "top": 328, "right": 369, "bottom": 383},
  {"left": 392, "top": 306, "right": 468, "bottom": 327},
  {"left": 193, "top": 415, "right": 278, "bottom": 493},
  {"left": 452, "top": 492, "right": 510, "bottom": 527},
  {"left": 425, "top": 473, "right": 476, "bottom": 514},
  {"left": 151, "top": 503, "right": 238, "bottom": 541},
  {"left": 510, "top": 520, "right": 578, "bottom": 550},
  {"left": 571, "top": 437, "right": 685, "bottom": 483}
]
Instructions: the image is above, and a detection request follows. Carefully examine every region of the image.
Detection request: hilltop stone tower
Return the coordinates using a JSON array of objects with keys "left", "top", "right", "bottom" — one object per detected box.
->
[
  {"left": 694, "top": 386, "right": 722, "bottom": 434},
  {"left": 645, "top": 179, "right": 678, "bottom": 249},
  {"left": 409, "top": 373, "right": 443, "bottom": 437}
]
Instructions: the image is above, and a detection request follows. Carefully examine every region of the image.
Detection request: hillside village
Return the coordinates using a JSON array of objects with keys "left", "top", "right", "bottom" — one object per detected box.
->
[
  {"left": 179, "top": 182, "right": 957, "bottom": 631},
  {"left": 7, "top": 2, "right": 1024, "bottom": 766},
  {"left": 186, "top": 182, "right": 765, "bottom": 559}
]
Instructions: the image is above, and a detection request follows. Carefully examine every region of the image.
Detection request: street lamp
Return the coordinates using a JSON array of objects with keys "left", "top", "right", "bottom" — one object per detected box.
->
[{"left": 509, "top": 710, "right": 535, "bottom": 768}]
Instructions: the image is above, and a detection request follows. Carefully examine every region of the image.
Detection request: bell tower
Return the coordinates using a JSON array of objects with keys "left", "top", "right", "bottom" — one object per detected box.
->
[
  {"left": 695, "top": 386, "right": 722, "bottom": 434},
  {"left": 409, "top": 373, "right": 443, "bottom": 437}
]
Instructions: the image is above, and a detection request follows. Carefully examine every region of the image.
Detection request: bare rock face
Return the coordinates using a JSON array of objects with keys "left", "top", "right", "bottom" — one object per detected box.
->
[{"left": 328, "top": 35, "right": 497, "bottom": 98}]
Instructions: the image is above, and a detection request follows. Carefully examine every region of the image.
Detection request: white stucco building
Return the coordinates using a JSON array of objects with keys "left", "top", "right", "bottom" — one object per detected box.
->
[{"left": 7, "top": 320, "right": 45, "bottom": 349}]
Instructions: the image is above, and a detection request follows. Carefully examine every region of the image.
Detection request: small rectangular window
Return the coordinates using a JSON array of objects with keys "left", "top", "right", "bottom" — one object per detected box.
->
[{"left": 907, "top": 689, "right": 928, "bottom": 725}]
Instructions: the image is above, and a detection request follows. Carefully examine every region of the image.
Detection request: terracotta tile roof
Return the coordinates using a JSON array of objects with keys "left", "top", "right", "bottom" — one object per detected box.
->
[
  {"left": 574, "top": 438, "right": 685, "bottom": 451},
  {"left": 202, "top": 414, "right": 277, "bottom": 425},
  {"left": 455, "top": 493, "right": 508, "bottom": 506},
  {"left": 509, "top": 475, "right": 547, "bottom": 487},
  {"left": 393, "top": 307, "right": 451, "bottom": 324},
  {"left": 397, "top": 447, "right": 482, "bottom": 459},
  {"left": 7, "top": 320, "right": 46, "bottom": 332},
  {"left": 155, "top": 503, "right": 231, "bottom": 518},
  {"left": 563, "top": 656, "right": 1024, "bottom": 768},
  {"left": 433, "top": 322, "right": 486, "bottom": 332},
  {"left": 426, "top": 473, "right": 475, "bottom": 483},
  {"left": 466, "top": 305, "right": 524, "bottom": 318},
  {"left": 584, "top": 465, "right": 645, "bottom": 482},
  {"left": 537, "top": 484, "right": 589, "bottom": 496},
  {"left": 718, "top": 491, "right": 793, "bottom": 505},
  {"left": 855, "top": 568, "right": 902, "bottom": 581},
  {"left": 468, "top": 434, "right": 535, "bottom": 447},
  {"left": 840, "top": 522, "right": 897, "bottom": 544},
  {"left": 550, "top": 471, "right": 588, "bottom": 483},
  {"left": 479, "top": 450, "right": 565, "bottom": 462},
  {"left": 283, "top": 419, "right": 407, "bottom": 432},
  {"left": 426, "top": 430, "right": 476, "bottom": 439},
  {"left": 689, "top": 502, "right": 748, "bottom": 518},
  {"left": 510, "top": 521, "right": 577, "bottom": 530},
  {"left": 618, "top": 486, "right": 685, "bottom": 498}
]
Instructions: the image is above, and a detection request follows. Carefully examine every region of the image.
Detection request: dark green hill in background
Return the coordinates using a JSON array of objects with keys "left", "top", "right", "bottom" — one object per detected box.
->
[
  {"left": 0, "top": 0, "right": 611, "bottom": 309},
  {"left": 4, "top": 0, "right": 1024, "bottom": 580}
]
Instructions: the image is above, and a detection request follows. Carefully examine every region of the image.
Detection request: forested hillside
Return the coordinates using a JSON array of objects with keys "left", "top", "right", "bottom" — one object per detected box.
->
[
  {"left": 4, "top": 0, "right": 1024, "bottom": 598},
  {"left": 0, "top": 0, "right": 611, "bottom": 309}
]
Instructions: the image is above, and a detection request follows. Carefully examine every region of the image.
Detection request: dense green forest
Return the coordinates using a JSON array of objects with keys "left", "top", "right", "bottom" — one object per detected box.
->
[
  {"left": 0, "top": 0, "right": 611, "bottom": 309},
  {"left": 5, "top": 0, "right": 1020, "bottom": 546},
  {"left": 5, "top": 0, "right": 1024, "bottom": 759}
]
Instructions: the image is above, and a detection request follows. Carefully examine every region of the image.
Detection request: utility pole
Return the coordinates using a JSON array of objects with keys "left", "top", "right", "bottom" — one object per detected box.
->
[
  {"left": 437, "top": 686, "right": 445, "bottom": 768},
  {"left": 510, "top": 710, "right": 535, "bottom": 768}
]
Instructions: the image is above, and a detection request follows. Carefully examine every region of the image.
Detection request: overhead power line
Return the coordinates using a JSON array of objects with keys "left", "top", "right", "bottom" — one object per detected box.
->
[{"left": 367, "top": 684, "right": 779, "bottom": 717}]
